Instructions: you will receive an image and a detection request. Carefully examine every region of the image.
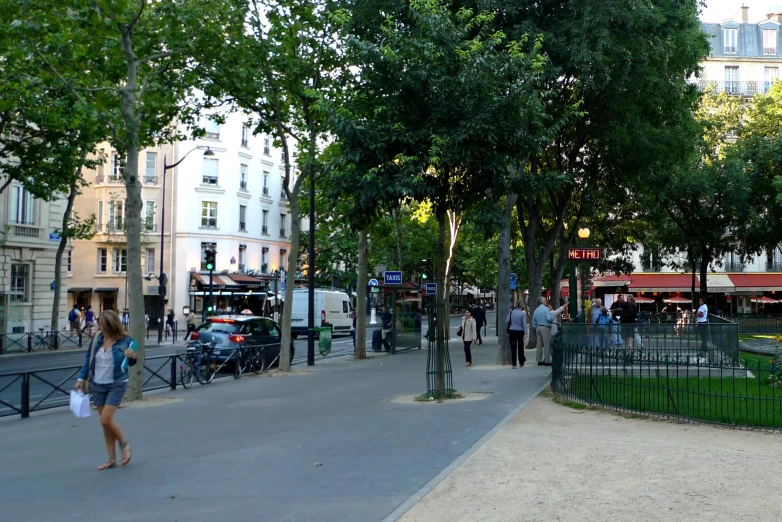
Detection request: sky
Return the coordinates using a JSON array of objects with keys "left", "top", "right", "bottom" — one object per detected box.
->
[{"left": 700, "top": 1, "right": 782, "bottom": 23}]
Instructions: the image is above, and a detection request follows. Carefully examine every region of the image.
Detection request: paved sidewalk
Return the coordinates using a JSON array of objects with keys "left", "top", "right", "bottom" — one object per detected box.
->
[
  {"left": 399, "top": 392, "right": 781, "bottom": 522},
  {"left": 0, "top": 338, "right": 548, "bottom": 522}
]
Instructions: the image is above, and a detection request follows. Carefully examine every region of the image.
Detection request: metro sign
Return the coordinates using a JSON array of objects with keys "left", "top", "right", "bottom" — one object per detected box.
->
[{"left": 567, "top": 248, "right": 601, "bottom": 261}]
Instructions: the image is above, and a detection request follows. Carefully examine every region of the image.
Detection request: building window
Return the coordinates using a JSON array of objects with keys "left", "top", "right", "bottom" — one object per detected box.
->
[
  {"left": 280, "top": 214, "right": 286, "bottom": 237},
  {"left": 723, "top": 28, "right": 737, "bottom": 54},
  {"left": 201, "top": 242, "right": 217, "bottom": 270},
  {"left": 204, "top": 118, "right": 220, "bottom": 140},
  {"left": 280, "top": 248, "right": 287, "bottom": 271},
  {"left": 145, "top": 152, "right": 157, "bottom": 184},
  {"left": 202, "top": 158, "right": 219, "bottom": 185},
  {"left": 113, "top": 248, "right": 127, "bottom": 273},
  {"left": 97, "top": 248, "right": 108, "bottom": 273},
  {"left": 97, "top": 200, "right": 104, "bottom": 230},
  {"left": 10, "top": 264, "right": 29, "bottom": 303},
  {"left": 764, "top": 29, "right": 777, "bottom": 55},
  {"left": 724, "top": 66, "right": 739, "bottom": 94},
  {"left": 261, "top": 247, "right": 268, "bottom": 271},
  {"left": 201, "top": 201, "right": 218, "bottom": 228},
  {"left": 241, "top": 125, "right": 249, "bottom": 147},
  {"left": 10, "top": 185, "right": 34, "bottom": 225},
  {"left": 239, "top": 205, "right": 247, "bottom": 232},
  {"left": 263, "top": 136, "right": 271, "bottom": 155},
  {"left": 111, "top": 153, "right": 124, "bottom": 180},
  {"left": 144, "top": 200, "right": 156, "bottom": 231},
  {"left": 280, "top": 176, "right": 288, "bottom": 200},
  {"left": 239, "top": 244, "right": 247, "bottom": 271},
  {"left": 262, "top": 171, "right": 270, "bottom": 196},
  {"left": 262, "top": 210, "right": 269, "bottom": 235},
  {"left": 145, "top": 248, "right": 155, "bottom": 274},
  {"left": 240, "top": 164, "right": 248, "bottom": 190},
  {"left": 765, "top": 67, "right": 779, "bottom": 92},
  {"left": 67, "top": 250, "right": 72, "bottom": 273},
  {"left": 109, "top": 200, "right": 124, "bottom": 231}
]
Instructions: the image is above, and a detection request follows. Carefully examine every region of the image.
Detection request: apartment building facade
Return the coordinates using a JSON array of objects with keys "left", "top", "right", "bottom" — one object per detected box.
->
[
  {"left": 698, "top": 6, "right": 782, "bottom": 96},
  {"left": 0, "top": 180, "right": 68, "bottom": 335}
]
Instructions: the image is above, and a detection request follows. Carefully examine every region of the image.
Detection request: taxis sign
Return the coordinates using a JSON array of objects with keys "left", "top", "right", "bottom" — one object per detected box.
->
[{"left": 567, "top": 248, "right": 601, "bottom": 261}]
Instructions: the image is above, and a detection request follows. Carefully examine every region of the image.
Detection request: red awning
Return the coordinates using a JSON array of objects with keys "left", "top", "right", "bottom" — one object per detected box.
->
[
  {"left": 728, "top": 274, "right": 782, "bottom": 291},
  {"left": 592, "top": 275, "right": 631, "bottom": 288},
  {"left": 192, "top": 273, "right": 206, "bottom": 284},
  {"left": 629, "top": 274, "right": 697, "bottom": 292},
  {"left": 229, "top": 274, "right": 262, "bottom": 284}
]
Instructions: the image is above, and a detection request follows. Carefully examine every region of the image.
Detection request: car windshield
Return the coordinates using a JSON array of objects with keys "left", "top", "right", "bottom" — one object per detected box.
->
[{"left": 199, "top": 321, "right": 240, "bottom": 334}]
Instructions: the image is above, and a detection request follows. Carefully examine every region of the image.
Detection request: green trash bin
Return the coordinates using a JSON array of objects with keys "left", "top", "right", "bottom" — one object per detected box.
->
[{"left": 316, "top": 326, "right": 332, "bottom": 356}]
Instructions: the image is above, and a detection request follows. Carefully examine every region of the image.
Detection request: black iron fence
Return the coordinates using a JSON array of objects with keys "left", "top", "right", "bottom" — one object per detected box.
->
[
  {"left": 723, "top": 314, "right": 782, "bottom": 335},
  {"left": 552, "top": 318, "right": 782, "bottom": 430},
  {"left": 0, "top": 331, "right": 84, "bottom": 355}
]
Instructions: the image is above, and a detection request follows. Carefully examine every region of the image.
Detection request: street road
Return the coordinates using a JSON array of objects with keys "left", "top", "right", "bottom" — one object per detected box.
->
[{"left": 0, "top": 312, "right": 496, "bottom": 417}]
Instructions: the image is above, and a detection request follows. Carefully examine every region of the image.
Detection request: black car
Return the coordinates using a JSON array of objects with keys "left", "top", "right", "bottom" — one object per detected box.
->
[{"left": 191, "top": 315, "right": 295, "bottom": 367}]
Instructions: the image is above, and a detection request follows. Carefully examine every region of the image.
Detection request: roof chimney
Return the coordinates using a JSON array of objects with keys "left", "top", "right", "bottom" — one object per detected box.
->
[{"left": 741, "top": 5, "right": 749, "bottom": 23}]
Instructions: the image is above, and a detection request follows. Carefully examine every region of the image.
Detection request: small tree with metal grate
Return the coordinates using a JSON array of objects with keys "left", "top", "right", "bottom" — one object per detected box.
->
[{"left": 426, "top": 294, "right": 454, "bottom": 398}]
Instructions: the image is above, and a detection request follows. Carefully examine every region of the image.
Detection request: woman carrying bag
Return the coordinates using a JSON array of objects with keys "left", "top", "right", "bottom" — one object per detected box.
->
[
  {"left": 457, "top": 309, "right": 478, "bottom": 367},
  {"left": 75, "top": 310, "right": 138, "bottom": 471}
]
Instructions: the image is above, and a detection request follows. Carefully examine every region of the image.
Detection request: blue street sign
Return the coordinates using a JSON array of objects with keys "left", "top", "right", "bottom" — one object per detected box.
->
[
  {"left": 425, "top": 282, "right": 437, "bottom": 294},
  {"left": 50, "top": 281, "right": 56, "bottom": 291},
  {"left": 368, "top": 278, "right": 379, "bottom": 287},
  {"left": 510, "top": 281, "right": 517, "bottom": 290},
  {"left": 510, "top": 273, "right": 517, "bottom": 282},
  {"left": 49, "top": 232, "right": 60, "bottom": 242},
  {"left": 384, "top": 271, "right": 403, "bottom": 285}
]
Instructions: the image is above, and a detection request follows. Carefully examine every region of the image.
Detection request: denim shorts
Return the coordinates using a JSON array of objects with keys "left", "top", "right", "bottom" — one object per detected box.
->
[{"left": 91, "top": 381, "right": 128, "bottom": 408}]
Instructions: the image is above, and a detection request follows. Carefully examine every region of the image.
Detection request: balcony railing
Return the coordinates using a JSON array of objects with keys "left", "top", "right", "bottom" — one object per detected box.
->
[
  {"left": 262, "top": 187, "right": 270, "bottom": 197},
  {"left": 144, "top": 223, "right": 158, "bottom": 233},
  {"left": 96, "top": 175, "right": 124, "bottom": 184},
  {"left": 241, "top": 138, "right": 248, "bottom": 147},
  {"left": 724, "top": 46, "right": 737, "bottom": 53},
  {"left": 262, "top": 225, "right": 268, "bottom": 235},
  {"left": 724, "top": 262, "right": 745, "bottom": 272},
  {"left": 240, "top": 181, "right": 248, "bottom": 190},
  {"left": 239, "top": 222, "right": 246, "bottom": 232},
  {"left": 143, "top": 176, "right": 158, "bottom": 185},
  {"left": 205, "top": 131, "right": 220, "bottom": 140},
  {"left": 280, "top": 228, "right": 286, "bottom": 237},
  {"left": 641, "top": 263, "right": 661, "bottom": 273},
  {"left": 11, "top": 225, "right": 41, "bottom": 238},
  {"left": 764, "top": 47, "right": 777, "bottom": 55},
  {"left": 767, "top": 262, "right": 782, "bottom": 272},
  {"left": 696, "top": 80, "right": 777, "bottom": 96}
]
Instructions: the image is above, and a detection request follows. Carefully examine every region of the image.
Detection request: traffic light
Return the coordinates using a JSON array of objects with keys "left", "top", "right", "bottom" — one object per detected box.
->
[
  {"left": 419, "top": 259, "right": 432, "bottom": 282},
  {"left": 205, "top": 249, "right": 216, "bottom": 271}
]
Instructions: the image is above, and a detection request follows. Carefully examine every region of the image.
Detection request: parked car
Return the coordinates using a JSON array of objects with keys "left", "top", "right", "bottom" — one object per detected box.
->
[
  {"left": 190, "top": 315, "right": 294, "bottom": 367},
  {"left": 291, "top": 289, "right": 353, "bottom": 338}
]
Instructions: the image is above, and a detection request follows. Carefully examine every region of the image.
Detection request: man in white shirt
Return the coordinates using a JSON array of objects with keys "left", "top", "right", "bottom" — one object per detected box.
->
[{"left": 696, "top": 297, "right": 708, "bottom": 364}]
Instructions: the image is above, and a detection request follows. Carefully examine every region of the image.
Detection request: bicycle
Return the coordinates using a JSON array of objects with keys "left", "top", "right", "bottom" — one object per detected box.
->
[
  {"left": 179, "top": 341, "right": 217, "bottom": 388},
  {"left": 31, "top": 329, "right": 57, "bottom": 352},
  {"left": 229, "top": 344, "right": 266, "bottom": 379}
]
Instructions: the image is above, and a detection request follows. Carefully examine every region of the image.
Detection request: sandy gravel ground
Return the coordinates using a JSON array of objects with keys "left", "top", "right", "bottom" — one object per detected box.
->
[{"left": 400, "top": 393, "right": 782, "bottom": 522}]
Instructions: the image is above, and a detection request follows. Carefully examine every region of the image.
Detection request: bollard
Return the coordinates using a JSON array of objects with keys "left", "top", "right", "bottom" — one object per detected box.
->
[
  {"left": 27, "top": 334, "right": 32, "bottom": 353},
  {"left": 21, "top": 373, "right": 30, "bottom": 418},
  {"left": 78, "top": 330, "right": 83, "bottom": 347},
  {"left": 170, "top": 356, "right": 177, "bottom": 390}
]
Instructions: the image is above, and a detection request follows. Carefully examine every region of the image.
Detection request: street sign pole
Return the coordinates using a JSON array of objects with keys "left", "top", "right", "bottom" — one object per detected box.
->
[{"left": 568, "top": 264, "right": 578, "bottom": 318}]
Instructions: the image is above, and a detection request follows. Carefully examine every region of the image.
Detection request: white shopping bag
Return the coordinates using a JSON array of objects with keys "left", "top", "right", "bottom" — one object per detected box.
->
[{"left": 70, "top": 390, "right": 91, "bottom": 418}]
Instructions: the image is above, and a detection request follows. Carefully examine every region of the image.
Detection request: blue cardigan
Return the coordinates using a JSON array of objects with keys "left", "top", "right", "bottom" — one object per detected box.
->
[{"left": 78, "top": 334, "right": 137, "bottom": 382}]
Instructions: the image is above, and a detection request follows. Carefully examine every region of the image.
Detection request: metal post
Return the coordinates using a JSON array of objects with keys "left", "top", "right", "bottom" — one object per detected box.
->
[
  {"left": 170, "top": 356, "right": 177, "bottom": 390},
  {"left": 307, "top": 163, "right": 316, "bottom": 366},
  {"left": 159, "top": 155, "right": 167, "bottom": 344},
  {"left": 21, "top": 373, "right": 30, "bottom": 419},
  {"left": 568, "top": 263, "right": 578, "bottom": 318},
  {"left": 209, "top": 267, "right": 214, "bottom": 317}
]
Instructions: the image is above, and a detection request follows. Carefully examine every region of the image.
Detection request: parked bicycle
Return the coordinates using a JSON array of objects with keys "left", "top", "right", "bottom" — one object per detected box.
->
[
  {"left": 179, "top": 341, "right": 217, "bottom": 388},
  {"left": 31, "top": 329, "right": 57, "bottom": 352}
]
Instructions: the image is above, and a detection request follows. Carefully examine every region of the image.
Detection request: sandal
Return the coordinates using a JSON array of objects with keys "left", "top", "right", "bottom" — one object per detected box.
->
[
  {"left": 97, "top": 457, "right": 117, "bottom": 471},
  {"left": 120, "top": 441, "right": 132, "bottom": 466}
]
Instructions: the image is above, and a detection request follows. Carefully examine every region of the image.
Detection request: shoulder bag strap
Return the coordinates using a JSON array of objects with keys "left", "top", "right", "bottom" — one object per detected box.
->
[{"left": 85, "top": 336, "right": 97, "bottom": 383}]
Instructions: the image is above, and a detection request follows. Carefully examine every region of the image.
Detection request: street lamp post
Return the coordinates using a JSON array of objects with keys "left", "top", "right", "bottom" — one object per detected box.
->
[
  {"left": 578, "top": 228, "right": 591, "bottom": 316},
  {"left": 160, "top": 146, "right": 214, "bottom": 343}
]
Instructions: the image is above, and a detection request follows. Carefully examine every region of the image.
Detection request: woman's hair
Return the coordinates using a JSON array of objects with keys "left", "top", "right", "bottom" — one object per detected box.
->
[
  {"left": 465, "top": 309, "right": 472, "bottom": 316},
  {"left": 99, "top": 309, "right": 126, "bottom": 339}
]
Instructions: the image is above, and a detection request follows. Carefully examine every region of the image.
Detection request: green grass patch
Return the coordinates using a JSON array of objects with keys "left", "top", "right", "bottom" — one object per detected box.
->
[
  {"left": 568, "top": 373, "right": 782, "bottom": 428},
  {"left": 740, "top": 351, "right": 776, "bottom": 368},
  {"left": 739, "top": 334, "right": 779, "bottom": 341},
  {"left": 415, "top": 390, "right": 464, "bottom": 402},
  {"left": 552, "top": 396, "right": 595, "bottom": 410}
]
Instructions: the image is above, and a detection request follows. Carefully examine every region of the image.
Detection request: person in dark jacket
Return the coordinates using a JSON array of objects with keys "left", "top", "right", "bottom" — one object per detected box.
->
[{"left": 471, "top": 304, "right": 486, "bottom": 345}]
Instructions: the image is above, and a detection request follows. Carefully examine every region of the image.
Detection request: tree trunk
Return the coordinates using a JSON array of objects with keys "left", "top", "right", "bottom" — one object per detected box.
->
[
  {"left": 688, "top": 248, "right": 697, "bottom": 307},
  {"left": 435, "top": 206, "right": 449, "bottom": 397},
  {"left": 496, "top": 194, "right": 516, "bottom": 365},
  {"left": 355, "top": 226, "right": 369, "bottom": 359},
  {"left": 392, "top": 204, "right": 403, "bottom": 269},
  {"left": 280, "top": 196, "right": 299, "bottom": 372},
  {"left": 51, "top": 174, "right": 80, "bottom": 331},
  {"left": 699, "top": 246, "right": 710, "bottom": 307},
  {"left": 120, "top": 30, "right": 146, "bottom": 401}
]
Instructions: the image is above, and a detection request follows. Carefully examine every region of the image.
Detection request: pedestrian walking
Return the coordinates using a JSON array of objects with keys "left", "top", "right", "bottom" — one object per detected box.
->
[
  {"left": 458, "top": 309, "right": 478, "bottom": 367},
  {"left": 380, "top": 306, "right": 393, "bottom": 352},
  {"left": 506, "top": 302, "right": 528, "bottom": 368},
  {"left": 74, "top": 310, "right": 138, "bottom": 471},
  {"left": 82, "top": 305, "right": 96, "bottom": 338},
  {"left": 349, "top": 310, "right": 356, "bottom": 353},
  {"left": 696, "top": 297, "right": 709, "bottom": 363},
  {"left": 185, "top": 311, "right": 198, "bottom": 342},
  {"left": 166, "top": 309, "right": 175, "bottom": 335},
  {"left": 532, "top": 297, "right": 565, "bottom": 366},
  {"left": 471, "top": 304, "right": 486, "bottom": 344},
  {"left": 620, "top": 296, "right": 638, "bottom": 350},
  {"left": 68, "top": 304, "right": 81, "bottom": 337},
  {"left": 121, "top": 310, "right": 130, "bottom": 328},
  {"left": 590, "top": 298, "right": 603, "bottom": 347}
]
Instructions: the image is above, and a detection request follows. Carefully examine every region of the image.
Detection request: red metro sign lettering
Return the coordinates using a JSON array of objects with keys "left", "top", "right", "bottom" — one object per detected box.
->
[{"left": 567, "top": 248, "right": 601, "bottom": 261}]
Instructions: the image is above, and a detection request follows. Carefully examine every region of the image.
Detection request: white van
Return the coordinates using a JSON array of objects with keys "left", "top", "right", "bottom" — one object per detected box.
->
[{"left": 291, "top": 289, "right": 353, "bottom": 337}]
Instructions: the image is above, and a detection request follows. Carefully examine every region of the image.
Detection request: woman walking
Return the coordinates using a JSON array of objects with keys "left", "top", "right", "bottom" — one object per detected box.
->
[
  {"left": 506, "top": 302, "right": 528, "bottom": 368},
  {"left": 75, "top": 310, "right": 138, "bottom": 471},
  {"left": 459, "top": 309, "right": 478, "bottom": 367},
  {"left": 83, "top": 305, "right": 96, "bottom": 337}
]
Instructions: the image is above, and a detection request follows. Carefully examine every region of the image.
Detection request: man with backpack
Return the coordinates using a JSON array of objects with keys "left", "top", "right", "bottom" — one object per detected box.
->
[{"left": 68, "top": 304, "right": 82, "bottom": 336}]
